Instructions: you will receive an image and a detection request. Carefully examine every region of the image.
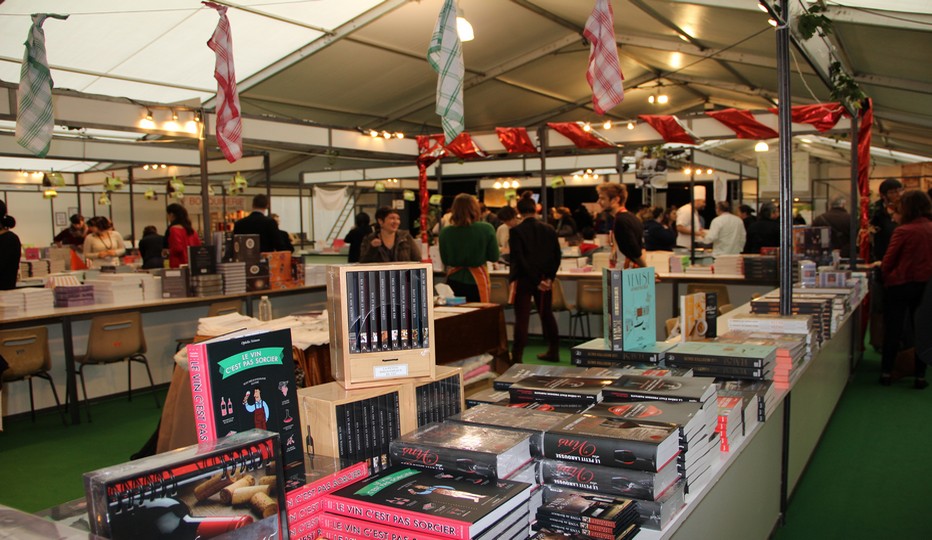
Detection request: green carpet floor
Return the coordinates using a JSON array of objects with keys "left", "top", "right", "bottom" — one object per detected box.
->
[{"left": 1, "top": 337, "right": 929, "bottom": 539}]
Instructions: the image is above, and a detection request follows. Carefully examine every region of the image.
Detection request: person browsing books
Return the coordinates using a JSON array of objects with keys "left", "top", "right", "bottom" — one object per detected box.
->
[
  {"left": 165, "top": 203, "right": 201, "bottom": 268},
  {"left": 611, "top": 183, "right": 646, "bottom": 268},
  {"left": 83, "top": 216, "right": 126, "bottom": 264},
  {"left": 360, "top": 206, "right": 421, "bottom": 263},
  {"left": 138, "top": 226, "right": 164, "bottom": 269},
  {"left": 343, "top": 212, "right": 372, "bottom": 263},
  {"left": 232, "top": 194, "right": 286, "bottom": 252},
  {"left": 703, "top": 201, "right": 746, "bottom": 256},
  {"left": 53, "top": 213, "right": 86, "bottom": 251},
  {"left": 0, "top": 200, "right": 21, "bottom": 290},
  {"left": 509, "top": 192, "right": 562, "bottom": 363},
  {"left": 439, "top": 194, "right": 499, "bottom": 302}
]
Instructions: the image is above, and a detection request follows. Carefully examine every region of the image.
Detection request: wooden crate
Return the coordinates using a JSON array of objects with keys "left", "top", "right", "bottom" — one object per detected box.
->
[
  {"left": 326, "top": 263, "right": 436, "bottom": 389},
  {"left": 298, "top": 382, "right": 415, "bottom": 463}
]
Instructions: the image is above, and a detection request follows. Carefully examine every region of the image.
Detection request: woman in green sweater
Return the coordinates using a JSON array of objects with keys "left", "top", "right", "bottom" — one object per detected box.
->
[{"left": 439, "top": 193, "right": 500, "bottom": 302}]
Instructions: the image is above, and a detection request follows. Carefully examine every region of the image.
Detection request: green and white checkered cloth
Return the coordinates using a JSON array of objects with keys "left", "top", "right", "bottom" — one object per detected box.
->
[
  {"left": 427, "top": 0, "right": 464, "bottom": 144},
  {"left": 16, "top": 13, "right": 68, "bottom": 158}
]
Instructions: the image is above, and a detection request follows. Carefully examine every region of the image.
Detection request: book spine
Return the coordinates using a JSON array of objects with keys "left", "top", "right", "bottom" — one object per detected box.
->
[
  {"left": 357, "top": 272, "right": 369, "bottom": 353},
  {"left": 705, "top": 292, "right": 717, "bottom": 338},
  {"left": 539, "top": 458, "right": 662, "bottom": 501},
  {"left": 389, "top": 270, "right": 400, "bottom": 350},
  {"left": 509, "top": 388, "right": 599, "bottom": 404},
  {"left": 416, "top": 384, "right": 428, "bottom": 428},
  {"left": 378, "top": 271, "right": 390, "bottom": 351},
  {"left": 410, "top": 269, "right": 421, "bottom": 348},
  {"left": 342, "top": 402, "right": 354, "bottom": 461},
  {"left": 624, "top": 350, "right": 662, "bottom": 364},
  {"left": 535, "top": 515, "right": 618, "bottom": 538},
  {"left": 186, "top": 342, "right": 216, "bottom": 443},
  {"left": 346, "top": 271, "right": 359, "bottom": 353},
  {"left": 321, "top": 515, "right": 450, "bottom": 540},
  {"left": 610, "top": 269, "right": 623, "bottom": 350},
  {"left": 419, "top": 268, "right": 429, "bottom": 348},
  {"left": 399, "top": 270, "right": 410, "bottom": 349},
  {"left": 602, "top": 268, "right": 611, "bottom": 350},
  {"left": 388, "top": 390, "right": 400, "bottom": 441},
  {"left": 541, "top": 431, "right": 661, "bottom": 471},
  {"left": 368, "top": 272, "right": 379, "bottom": 349},
  {"left": 677, "top": 363, "right": 767, "bottom": 379},
  {"left": 571, "top": 349, "right": 627, "bottom": 362},
  {"left": 350, "top": 400, "right": 363, "bottom": 465},
  {"left": 359, "top": 397, "right": 373, "bottom": 471},
  {"left": 375, "top": 393, "right": 388, "bottom": 472},
  {"left": 602, "top": 389, "right": 697, "bottom": 403},
  {"left": 335, "top": 403, "right": 348, "bottom": 459},
  {"left": 323, "top": 496, "right": 469, "bottom": 540},
  {"left": 664, "top": 353, "right": 764, "bottom": 368}
]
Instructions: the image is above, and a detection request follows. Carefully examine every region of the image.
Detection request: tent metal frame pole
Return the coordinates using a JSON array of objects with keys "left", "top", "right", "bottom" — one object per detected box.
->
[
  {"left": 298, "top": 179, "right": 304, "bottom": 244},
  {"left": 264, "top": 152, "right": 272, "bottom": 208},
  {"left": 538, "top": 125, "right": 549, "bottom": 215},
  {"left": 849, "top": 116, "right": 859, "bottom": 269},
  {"left": 776, "top": 0, "right": 793, "bottom": 317},
  {"left": 689, "top": 148, "right": 696, "bottom": 265},
  {"left": 128, "top": 167, "right": 136, "bottom": 246},
  {"left": 76, "top": 179, "right": 82, "bottom": 216},
  {"left": 198, "top": 114, "right": 210, "bottom": 235}
]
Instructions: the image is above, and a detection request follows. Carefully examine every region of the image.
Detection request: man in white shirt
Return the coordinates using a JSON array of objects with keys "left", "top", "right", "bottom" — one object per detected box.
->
[
  {"left": 704, "top": 201, "right": 747, "bottom": 256},
  {"left": 676, "top": 199, "right": 706, "bottom": 248}
]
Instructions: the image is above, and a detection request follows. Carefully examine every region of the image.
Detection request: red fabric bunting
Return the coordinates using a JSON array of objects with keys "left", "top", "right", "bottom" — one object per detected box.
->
[
  {"left": 495, "top": 127, "right": 537, "bottom": 153},
  {"left": 638, "top": 115, "right": 697, "bottom": 144},
  {"left": 705, "top": 108, "right": 778, "bottom": 140},
  {"left": 416, "top": 135, "right": 446, "bottom": 249},
  {"left": 857, "top": 99, "right": 873, "bottom": 262},
  {"left": 546, "top": 122, "right": 615, "bottom": 149},
  {"left": 444, "top": 132, "right": 487, "bottom": 159},
  {"left": 768, "top": 103, "right": 847, "bottom": 132}
]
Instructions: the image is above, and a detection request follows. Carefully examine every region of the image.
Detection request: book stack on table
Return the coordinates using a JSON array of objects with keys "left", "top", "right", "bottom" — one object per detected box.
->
[
  {"left": 751, "top": 295, "right": 833, "bottom": 344},
  {"left": 602, "top": 375, "right": 719, "bottom": 493},
  {"left": 52, "top": 284, "right": 95, "bottom": 307},
  {"left": 533, "top": 485, "right": 643, "bottom": 539},
  {"left": 727, "top": 313, "right": 818, "bottom": 388},
  {"left": 191, "top": 274, "right": 224, "bottom": 297},
  {"left": 161, "top": 267, "right": 190, "bottom": 298},
  {"left": 664, "top": 341, "right": 777, "bottom": 381},
  {"left": 712, "top": 254, "right": 743, "bottom": 275},
  {"left": 715, "top": 379, "right": 776, "bottom": 432},
  {"left": 571, "top": 338, "right": 678, "bottom": 368},
  {"left": 284, "top": 455, "right": 370, "bottom": 540},
  {"left": 742, "top": 254, "right": 778, "bottom": 280},
  {"left": 218, "top": 261, "right": 247, "bottom": 294},
  {"left": 21, "top": 288, "right": 54, "bottom": 311},
  {"left": 86, "top": 277, "right": 143, "bottom": 304},
  {"left": 715, "top": 395, "right": 744, "bottom": 452},
  {"left": 716, "top": 330, "right": 811, "bottom": 387}
]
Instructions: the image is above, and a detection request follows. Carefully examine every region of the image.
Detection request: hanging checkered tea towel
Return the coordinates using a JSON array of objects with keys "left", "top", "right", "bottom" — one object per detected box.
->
[
  {"left": 16, "top": 13, "right": 68, "bottom": 157},
  {"left": 583, "top": 0, "right": 624, "bottom": 115},
  {"left": 427, "top": 0, "right": 465, "bottom": 144}
]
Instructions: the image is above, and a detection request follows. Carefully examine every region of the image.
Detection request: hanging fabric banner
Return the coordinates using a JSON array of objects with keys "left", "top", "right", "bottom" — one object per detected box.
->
[
  {"left": 583, "top": 0, "right": 625, "bottom": 115},
  {"left": 857, "top": 99, "right": 873, "bottom": 262},
  {"left": 16, "top": 13, "right": 68, "bottom": 158},
  {"left": 705, "top": 108, "right": 778, "bottom": 140},
  {"left": 416, "top": 135, "right": 446, "bottom": 250},
  {"left": 638, "top": 115, "right": 698, "bottom": 144},
  {"left": 427, "top": 0, "right": 465, "bottom": 144},
  {"left": 445, "top": 132, "right": 487, "bottom": 159},
  {"left": 768, "top": 103, "right": 846, "bottom": 133},
  {"left": 547, "top": 122, "right": 615, "bottom": 149},
  {"left": 205, "top": 2, "right": 244, "bottom": 163},
  {"left": 495, "top": 127, "right": 537, "bottom": 153}
]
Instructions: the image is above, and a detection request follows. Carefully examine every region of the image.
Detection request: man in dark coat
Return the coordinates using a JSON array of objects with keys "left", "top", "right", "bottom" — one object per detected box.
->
[
  {"left": 233, "top": 194, "right": 286, "bottom": 252},
  {"left": 509, "top": 193, "right": 562, "bottom": 363},
  {"left": 812, "top": 196, "right": 852, "bottom": 258}
]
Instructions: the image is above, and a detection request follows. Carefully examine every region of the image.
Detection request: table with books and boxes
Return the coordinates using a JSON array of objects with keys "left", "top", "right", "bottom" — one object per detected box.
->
[{"left": 26, "top": 253, "right": 867, "bottom": 540}]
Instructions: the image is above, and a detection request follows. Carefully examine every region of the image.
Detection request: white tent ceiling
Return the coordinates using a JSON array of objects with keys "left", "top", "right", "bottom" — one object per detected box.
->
[{"left": 0, "top": 0, "right": 930, "bottom": 181}]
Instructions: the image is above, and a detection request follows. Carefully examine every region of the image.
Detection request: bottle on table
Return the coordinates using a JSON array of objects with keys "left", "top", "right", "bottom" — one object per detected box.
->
[{"left": 258, "top": 295, "right": 272, "bottom": 321}]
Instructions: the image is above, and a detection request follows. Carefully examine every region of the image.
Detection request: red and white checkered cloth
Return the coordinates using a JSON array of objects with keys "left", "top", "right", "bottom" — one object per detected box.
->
[
  {"left": 205, "top": 2, "right": 243, "bottom": 163},
  {"left": 583, "top": 0, "right": 625, "bottom": 115}
]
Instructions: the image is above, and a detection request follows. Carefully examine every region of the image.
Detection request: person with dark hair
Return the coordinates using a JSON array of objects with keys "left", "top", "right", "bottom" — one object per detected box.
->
[
  {"left": 738, "top": 204, "right": 756, "bottom": 231},
  {"left": 270, "top": 214, "right": 295, "bottom": 253},
  {"left": 0, "top": 200, "right": 21, "bottom": 290},
  {"left": 609, "top": 184, "right": 646, "bottom": 268},
  {"left": 232, "top": 194, "right": 285, "bottom": 252},
  {"left": 83, "top": 216, "right": 126, "bottom": 264},
  {"left": 550, "top": 206, "right": 578, "bottom": 243},
  {"left": 480, "top": 203, "right": 501, "bottom": 230},
  {"left": 880, "top": 190, "right": 932, "bottom": 389},
  {"left": 704, "top": 201, "right": 746, "bottom": 256},
  {"left": 812, "top": 196, "right": 852, "bottom": 258},
  {"left": 509, "top": 192, "right": 562, "bottom": 363},
  {"left": 643, "top": 207, "right": 677, "bottom": 251},
  {"left": 745, "top": 203, "right": 780, "bottom": 254},
  {"left": 53, "top": 213, "right": 86, "bottom": 250},
  {"left": 138, "top": 225, "right": 165, "bottom": 269},
  {"left": 360, "top": 206, "right": 421, "bottom": 263},
  {"left": 344, "top": 212, "right": 372, "bottom": 263},
  {"left": 495, "top": 206, "right": 518, "bottom": 256},
  {"left": 165, "top": 203, "right": 201, "bottom": 268},
  {"left": 871, "top": 178, "right": 903, "bottom": 262},
  {"left": 439, "top": 193, "right": 499, "bottom": 302}
]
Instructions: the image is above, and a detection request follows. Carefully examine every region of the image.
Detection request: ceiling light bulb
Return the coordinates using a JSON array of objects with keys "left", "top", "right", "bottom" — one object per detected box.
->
[
  {"left": 627, "top": 121, "right": 634, "bottom": 130},
  {"left": 143, "top": 164, "right": 150, "bottom": 170},
  {"left": 658, "top": 94, "right": 669, "bottom": 104},
  {"left": 768, "top": 18, "right": 777, "bottom": 27},
  {"left": 171, "top": 110, "right": 178, "bottom": 121},
  {"left": 648, "top": 95, "right": 655, "bottom": 104},
  {"left": 707, "top": 168, "right": 713, "bottom": 175},
  {"left": 755, "top": 141, "right": 770, "bottom": 152},
  {"left": 603, "top": 120, "right": 612, "bottom": 130},
  {"left": 684, "top": 167, "right": 692, "bottom": 175},
  {"left": 395, "top": 132, "right": 405, "bottom": 139},
  {"left": 573, "top": 174, "right": 581, "bottom": 181},
  {"left": 511, "top": 180, "right": 519, "bottom": 188},
  {"left": 592, "top": 173, "right": 599, "bottom": 180},
  {"left": 493, "top": 181, "right": 502, "bottom": 189},
  {"left": 145, "top": 109, "right": 153, "bottom": 121},
  {"left": 382, "top": 131, "right": 392, "bottom": 139},
  {"left": 758, "top": 2, "right": 769, "bottom": 13},
  {"left": 582, "top": 123, "right": 591, "bottom": 132},
  {"left": 695, "top": 168, "right": 702, "bottom": 175},
  {"left": 456, "top": 13, "right": 474, "bottom": 42},
  {"left": 161, "top": 164, "right": 167, "bottom": 169},
  {"left": 369, "top": 130, "right": 379, "bottom": 138}
]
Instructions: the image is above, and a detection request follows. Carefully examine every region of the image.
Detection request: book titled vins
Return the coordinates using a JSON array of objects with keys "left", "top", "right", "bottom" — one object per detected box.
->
[
  {"left": 84, "top": 430, "right": 285, "bottom": 540},
  {"left": 323, "top": 466, "right": 532, "bottom": 540},
  {"left": 186, "top": 328, "right": 305, "bottom": 485},
  {"left": 390, "top": 422, "right": 532, "bottom": 480},
  {"left": 542, "top": 414, "right": 680, "bottom": 472}
]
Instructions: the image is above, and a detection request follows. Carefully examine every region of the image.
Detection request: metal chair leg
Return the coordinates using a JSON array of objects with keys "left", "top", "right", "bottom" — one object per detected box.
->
[
  {"left": 127, "top": 358, "right": 133, "bottom": 402},
  {"left": 27, "top": 377, "right": 36, "bottom": 422},
  {"left": 76, "top": 365, "right": 93, "bottom": 423},
  {"left": 39, "top": 372, "right": 68, "bottom": 426}
]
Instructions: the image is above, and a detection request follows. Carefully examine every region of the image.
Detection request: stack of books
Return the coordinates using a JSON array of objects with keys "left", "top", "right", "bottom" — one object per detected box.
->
[
  {"left": 742, "top": 254, "right": 777, "bottom": 280},
  {"left": 750, "top": 295, "right": 833, "bottom": 344},
  {"left": 284, "top": 455, "right": 370, "bottom": 539},
  {"left": 684, "top": 264, "right": 714, "bottom": 275},
  {"left": 390, "top": 422, "right": 534, "bottom": 482},
  {"left": 716, "top": 379, "right": 777, "bottom": 425},
  {"left": 716, "top": 331, "right": 810, "bottom": 387},
  {"left": 602, "top": 375, "right": 719, "bottom": 492},
  {"left": 712, "top": 254, "right": 743, "bottom": 275},
  {"left": 218, "top": 261, "right": 247, "bottom": 294},
  {"left": 571, "top": 338, "right": 676, "bottom": 367},
  {"left": 21, "top": 288, "right": 54, "bottom": 311},
  {"left": 19, "top": 259, "right": 51, "bottom": 278},
  {"left": 665, "top": 341, "right": 777, "bottom": 381},
  {"left": 46, "top": 274, "right": 82, "bottom": 288},
  {"left": 533, "top": 486, "right": 641, "bottom": 539},
  {"left": 161, "top": 267, "right": 190, "bottom": 298},
  {"left": 448, "top": 403, "right": 571, "bottom": 460},
  {"left": 321, "top": 467, "right": 533, "bottom": 540},
  {"left": 53, "top": 285, "right": 95, "bottom": 307},
  {"left": 191, "top": 274, "right": 223, "bottom": 297},
  {"left": 508, "top": 376, "right": 614, "bottom": 407},
  {"left": 0, "top": 300, "right": 23, "bottom": 318},
  {"left": 187, "top": 245, "right": 218, "bottom": 276},
  {"left": 86, "top": 278, "right": 144, "bottom": 305},
  {"left": 715, "top": 395, "right": 744, "bottom": 452}
]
